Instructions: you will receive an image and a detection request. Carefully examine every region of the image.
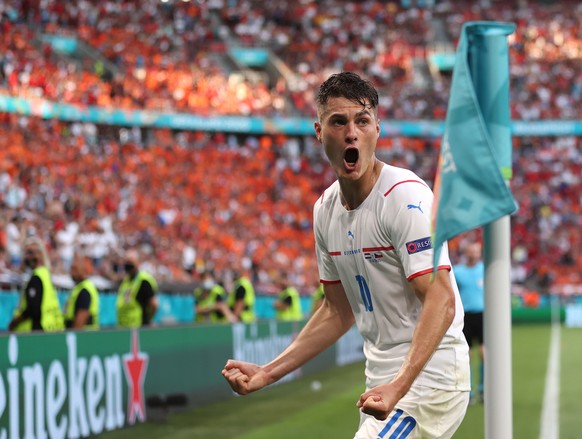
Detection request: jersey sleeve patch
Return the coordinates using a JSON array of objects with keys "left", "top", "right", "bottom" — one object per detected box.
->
[{"left": 405, "top": 237, "right": 432, "bottom": 254}]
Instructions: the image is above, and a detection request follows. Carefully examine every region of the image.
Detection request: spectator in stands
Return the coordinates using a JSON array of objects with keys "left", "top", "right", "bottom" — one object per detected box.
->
[
  {"left": 8, "top": 236, "right": 65, "bottom": 332},
  {"left": 2, "top": 0, "right": 582, "bottom": 310},
  {"left": 1, "top": 113, "right": 579, "bottom": 301},
  {"left": 273, "top": 272, "right": 303, "bottom": 321},
  {"left": 116, "top": 248, "right": 159, "bottom": 327},
  {"left": 194, "top": 270, "right": 236, "bottom": 323},
  {"left": 64, "top": 255, "right": 100, "bottom": 330},
  {"left": 3, "top": 0, "right": 582, "bottom": 122},
  {"left": 54, "top": 220, "right": 79, "bottom": 273},
  {"left": 5, "top": 211, "right": 24, "bottom": 269},
  {"left": 228, "top": 262, "right": 256, "bottom": 323}
]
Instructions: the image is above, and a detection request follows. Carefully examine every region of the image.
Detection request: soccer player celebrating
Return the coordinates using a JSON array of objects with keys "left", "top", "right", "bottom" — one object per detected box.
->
[{"left": 222, "top": 72, "right": 470, "bottom": 438}]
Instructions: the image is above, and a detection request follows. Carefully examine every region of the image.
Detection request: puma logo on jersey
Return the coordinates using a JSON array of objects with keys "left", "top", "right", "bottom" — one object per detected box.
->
[
  {"left": 407, "top": 201, "right": 423, "bottom": 213},
  {"left": 347, "top": 230, "right": 355, "bottom": 239}
]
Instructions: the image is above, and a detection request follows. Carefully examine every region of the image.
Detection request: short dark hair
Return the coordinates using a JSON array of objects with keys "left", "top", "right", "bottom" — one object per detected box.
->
[{"left": 316, "top": 72, "right": 379, "bottom": 111}]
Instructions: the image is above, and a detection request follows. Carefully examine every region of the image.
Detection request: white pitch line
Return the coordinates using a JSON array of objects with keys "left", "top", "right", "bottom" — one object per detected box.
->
[{"left": 539, "top": 299, "right": 561, "bottom": 439}]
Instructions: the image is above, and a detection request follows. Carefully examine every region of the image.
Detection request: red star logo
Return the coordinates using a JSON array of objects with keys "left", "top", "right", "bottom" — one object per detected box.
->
[{"left": 123, "top": 330, "right": 149, "bottom": 424}]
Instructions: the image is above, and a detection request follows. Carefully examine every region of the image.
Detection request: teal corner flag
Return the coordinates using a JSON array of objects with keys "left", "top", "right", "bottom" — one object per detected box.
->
[{"left": 432, "top": 22, "right": 519, "bottom": 270}]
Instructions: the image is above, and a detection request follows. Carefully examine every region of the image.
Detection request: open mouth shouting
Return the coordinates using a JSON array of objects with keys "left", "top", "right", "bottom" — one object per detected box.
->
[{"left": 344, "top": 147, "right": 359, "bottom": 171}]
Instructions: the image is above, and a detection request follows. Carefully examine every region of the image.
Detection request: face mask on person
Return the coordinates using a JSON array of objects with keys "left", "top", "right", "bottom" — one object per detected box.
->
[
  {"left": 124, "top": 263, "right": 136, "bottom": 273},
  {"left": 24, "top": 256, "right": 37, "bottom": 269},
  {"left": 202, "top": 279, "right": 214, "bottom": 290}
]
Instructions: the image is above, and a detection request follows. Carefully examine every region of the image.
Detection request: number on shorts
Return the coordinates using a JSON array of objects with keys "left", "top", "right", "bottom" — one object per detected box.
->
[
  {"left": 377, "top": 409, "right": 417, "bottom": 439},
  {"left": 355, "top": 275, "right": 373, "bottom": 312}
]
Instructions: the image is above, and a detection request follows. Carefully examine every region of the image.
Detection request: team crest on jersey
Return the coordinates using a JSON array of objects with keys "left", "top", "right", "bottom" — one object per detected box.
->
[
  {"left": 364, "top": 252, "right": 383, "bottom": 263},
  {"left": 406, "top": 237, "right": 432, "bottom": 254}
]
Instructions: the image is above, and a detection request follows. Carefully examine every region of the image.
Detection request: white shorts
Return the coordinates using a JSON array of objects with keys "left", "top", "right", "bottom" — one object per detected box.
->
[{"left": 354, "top": 385, "right": 470, "bottom": 439}]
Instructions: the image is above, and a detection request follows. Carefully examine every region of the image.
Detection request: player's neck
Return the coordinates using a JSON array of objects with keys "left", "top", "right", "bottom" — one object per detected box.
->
[{"left": 339, "top": 158, "right": 382, "bottom": 210}]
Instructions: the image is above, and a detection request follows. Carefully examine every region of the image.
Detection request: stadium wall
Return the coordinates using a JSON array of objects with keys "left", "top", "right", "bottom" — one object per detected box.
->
[
  {"left": 3, "top": 289, "right": 566, "bottom": 331},
  {"left": 1, "top": 289, "right": 571, "bottom": 331},
  {"left": 0, "top": 95, "right": 580, "bottom": 136},
  {"left": 0, "top": 322, "right": 365, "bottom": 437}
]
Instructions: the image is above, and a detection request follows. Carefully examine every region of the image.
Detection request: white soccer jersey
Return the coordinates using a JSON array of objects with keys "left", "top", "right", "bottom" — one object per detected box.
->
[{"left": 314, "top": 164, "right": 469, "bottom": 391}]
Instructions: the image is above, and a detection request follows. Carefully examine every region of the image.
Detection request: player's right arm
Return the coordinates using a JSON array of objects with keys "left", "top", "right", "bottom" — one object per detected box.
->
[{"left": 221, "top": 281, "right": 354, "bottom": 395}]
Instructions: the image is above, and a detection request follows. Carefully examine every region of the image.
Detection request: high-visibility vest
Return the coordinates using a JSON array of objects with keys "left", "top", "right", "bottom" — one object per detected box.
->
[
  {"left": 13, "top": 266, "right": 64, "bottom": 332},
  {"left": 194, "top": 284, "right": 228, "bottom": 323},
  {"left": 116, "top": 271, "right": 157, "bottom": 328},
  {"left": 276, "top": 286, "right": 303, "bottom": 321},
  {"left": 311, "top": 284, "right": 325, "bottom": 310},
  {"left": 228, "top": 276, "right": 256, "bottom": 323},
  {"left": 65, "top": 278, "right": 100, "bottom": 329}
]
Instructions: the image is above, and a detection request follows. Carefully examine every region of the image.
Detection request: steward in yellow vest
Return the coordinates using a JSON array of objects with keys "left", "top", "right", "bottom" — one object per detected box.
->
[
  {"left": 275, "top": 285, "right": 304, "bottom": 322},
  {"left": 65, "top": 256, "right": 100, "bottom": 330},
  {"left": 194, "top": 272, "right": 235, "bottom": 323},
  {"left": 228, "top": 272, "right": 256, "bottom": 323},
  {"left": 116, "top": 249, "right": 158, "bottom": 328},
  {"left": 9, "top": 238, "right": 64, "bottom": 332}
]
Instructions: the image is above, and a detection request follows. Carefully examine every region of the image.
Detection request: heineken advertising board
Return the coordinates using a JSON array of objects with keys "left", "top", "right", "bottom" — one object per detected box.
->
[{"left": 0, "top": 322, "right": 364, "bottom": 437}]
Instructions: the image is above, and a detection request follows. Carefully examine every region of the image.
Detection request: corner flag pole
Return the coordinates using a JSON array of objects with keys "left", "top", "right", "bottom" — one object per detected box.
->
[{"left": 467, "top": 24, "right": 515, "bottom": 439}]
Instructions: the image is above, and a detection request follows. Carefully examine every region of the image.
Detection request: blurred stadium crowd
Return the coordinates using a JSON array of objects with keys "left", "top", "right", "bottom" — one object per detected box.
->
[{"left": 1, "top": 0, "right": 581, "bottom": 297}]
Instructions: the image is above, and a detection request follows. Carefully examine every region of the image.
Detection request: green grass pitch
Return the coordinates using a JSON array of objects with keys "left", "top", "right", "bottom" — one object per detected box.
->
[{"left": 97, "top": 324, "right": 582, "bottom": 438}]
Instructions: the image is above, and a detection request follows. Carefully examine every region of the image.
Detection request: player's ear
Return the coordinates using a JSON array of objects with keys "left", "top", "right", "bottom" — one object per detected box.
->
[{"left": 314, "top": 122, "right": 322, "bottom": 143}]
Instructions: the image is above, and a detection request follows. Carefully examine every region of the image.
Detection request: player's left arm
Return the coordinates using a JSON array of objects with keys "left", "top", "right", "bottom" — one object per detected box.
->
[
  {"left": 223, "top": 281, "right": 354, "bottom": 395},
  {"left": 396, "top": 269, "right": 455, "bottom": 391},
  {"left": 358, "top": 268, "right": 455, "bottom": 419}
]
